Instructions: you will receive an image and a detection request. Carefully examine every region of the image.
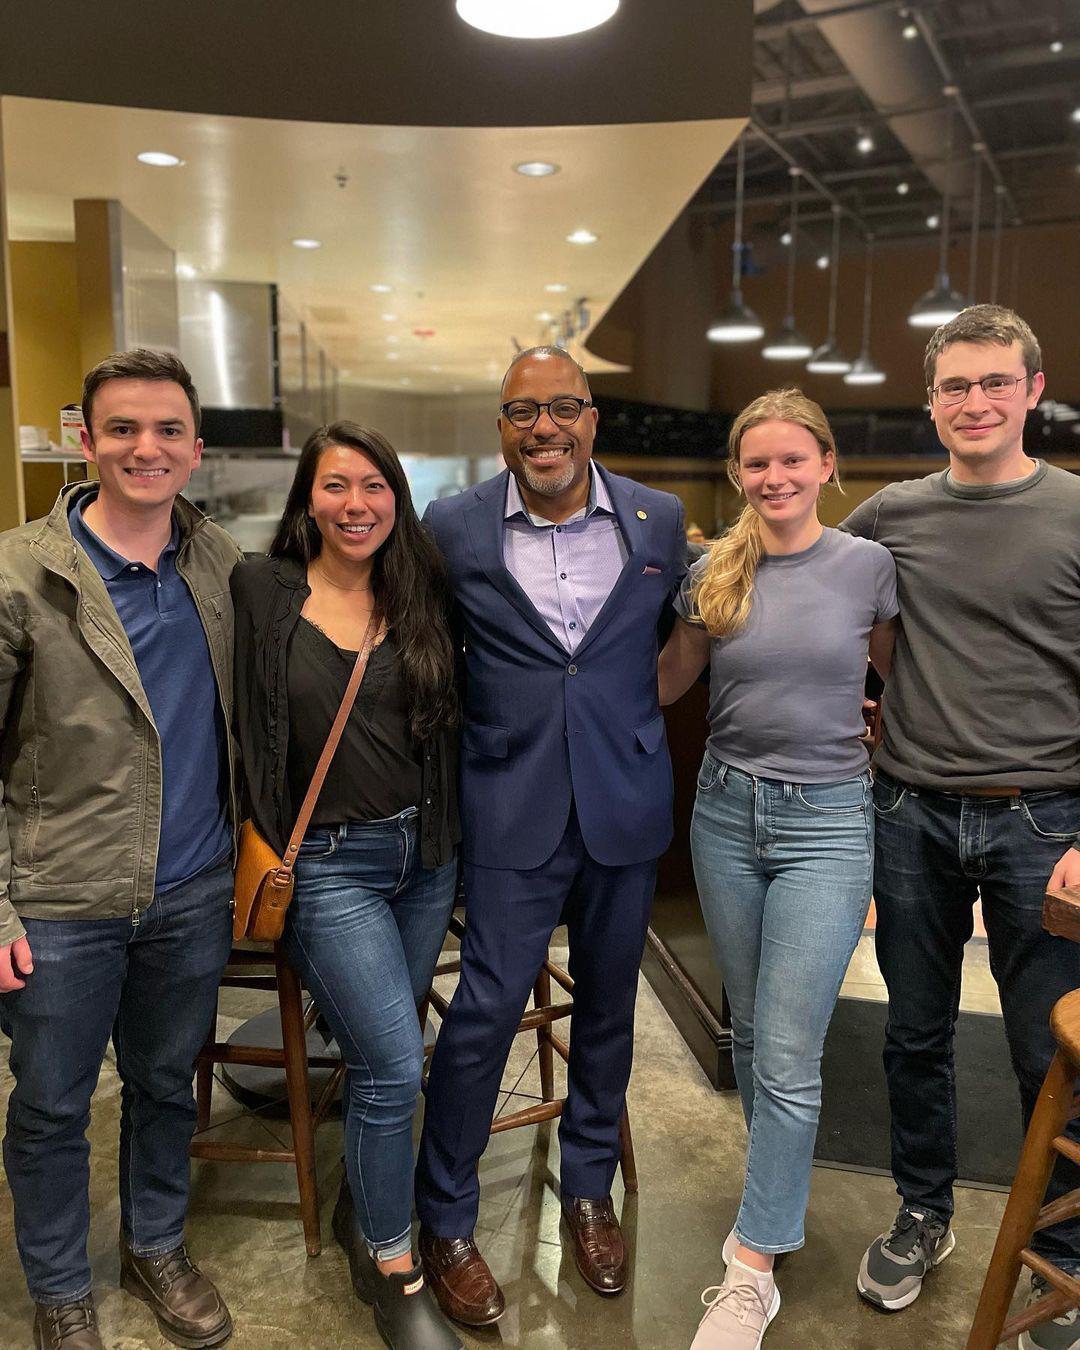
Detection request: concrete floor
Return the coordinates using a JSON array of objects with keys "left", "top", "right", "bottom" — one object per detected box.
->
[{"left": 1, "top": 933, "right": 1025, "bottom": 1350}]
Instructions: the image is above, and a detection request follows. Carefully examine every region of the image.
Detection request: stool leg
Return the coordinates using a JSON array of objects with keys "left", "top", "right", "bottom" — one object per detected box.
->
[
  {"left": 618, "top": 1107, "right": 639, "bottom": 1194},
  {"left": 967, "top": 1049, "right": 1075, "bottom": 1349},
  {"left": 276, "top": 945, "right": 322, "bottom": 1257},
  {"left": 534, "top": 967, "right": 555, "bottom": 1102}
]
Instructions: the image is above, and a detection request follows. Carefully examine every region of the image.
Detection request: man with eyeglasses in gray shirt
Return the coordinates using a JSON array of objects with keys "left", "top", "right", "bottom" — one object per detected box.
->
[{"left": 840, "top": 306, "right": 1080, "bottom": 1348}]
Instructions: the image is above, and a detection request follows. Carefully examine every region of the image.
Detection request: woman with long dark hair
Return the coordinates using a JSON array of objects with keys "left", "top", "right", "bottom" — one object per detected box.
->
[
  {"left": 231, "top": 422, "right": 461, "bottom": 1350},
  {"left": 659, "top": 390, "right": 898, "bottom": 1349}
]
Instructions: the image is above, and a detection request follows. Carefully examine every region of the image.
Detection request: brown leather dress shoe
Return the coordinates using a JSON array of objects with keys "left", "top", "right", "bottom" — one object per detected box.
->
[
  {"left": 119, "top": 1241, "right": 232, "bottom": 1348},
  {"left": 418, "top": 1228, "right": 505, "bottom": 1327},
  {"left": 560, "top": 1195, "right": 628, "bottom": 1295},
  {"left": 32, "top": 1298, "right": 104, "bottom": 1349}
]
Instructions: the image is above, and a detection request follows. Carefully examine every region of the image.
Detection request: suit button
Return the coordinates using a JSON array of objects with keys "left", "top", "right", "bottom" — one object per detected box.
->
[{"left": 567, "top": 664, "right": 578, "bottom": 675}]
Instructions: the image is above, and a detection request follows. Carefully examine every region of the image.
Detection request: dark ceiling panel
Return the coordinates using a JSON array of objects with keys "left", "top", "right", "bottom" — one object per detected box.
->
[{"left": 0, "top": 0, "right": 752, "bottom": 128}]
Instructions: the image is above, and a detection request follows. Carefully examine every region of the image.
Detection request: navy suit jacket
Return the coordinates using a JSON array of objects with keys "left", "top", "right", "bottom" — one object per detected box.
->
[{"left": 424, "top": 463, "right": 685, "bottom": 871}]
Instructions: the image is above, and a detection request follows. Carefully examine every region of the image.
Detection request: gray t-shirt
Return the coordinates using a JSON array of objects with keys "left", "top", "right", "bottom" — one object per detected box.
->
[
  {"left": 841, "top": 460, "right": 1080, "bottom": 791},
  {"left": 675, "top": 527, "right": 898, "bottom": 782}
]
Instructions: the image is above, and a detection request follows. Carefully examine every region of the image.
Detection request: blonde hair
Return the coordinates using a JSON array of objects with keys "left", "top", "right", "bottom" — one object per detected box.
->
[{"left": 691, "top": 388, "right": 840, "bottom": 637}]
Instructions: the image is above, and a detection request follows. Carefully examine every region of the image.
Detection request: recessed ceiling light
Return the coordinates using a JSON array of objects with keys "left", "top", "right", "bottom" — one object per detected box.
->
[
  {"left": 386, "top": 351, "right": 400, "bottom": 361},
  {"left": 400, "top": 378, "right": 411, "bottom": 386},
  {"left": 816, "top": 254, "right": 829, "bottom": 270},
  {"left": 369, "top": 282, "right": 393, "bottom": 293},
  {"left": 175, "top": 263, "right": 198, "bottom": 280},
  {"left": 926, "top": 213, "right": 940, "bottom": 229},
  {"left": 780, "top": 230, "right": 792, "bottom": 247},
  {"left": 1051, "top": 39, "right": 1064, "bottom": 53},
  {"left": 430, "top": 365, "right": 442, "bottom": 373},
  {"left": 386, "top": 334, "right": 400, "bottom": 344},
  {"left": 902, "top": 23, "right": 918, "bottom": 39},
  {"left": 535, "top": 310, "right": 554, "bottom": 322},
  {"left": 1071, "top": 107, "right": 1080, "bottom": 124},
  {"left": 897, "top": 180, "right": 910, "bottom": 195},
  {"left": 291, "top": 238, "right": 322, "bottom": 249},
  {"left": 137, "top": 151, "right": 183, "bottom": 167},
  {"left": 856, "top": 133, "right": 875, "bottom": 154},
  {"left": 566, "top": 229, "right": 598, "bottom": 245},
  {"left": 380, "top": 313, "right": 398, "bottom": 322},
  {"left": 455, "top": 0, "right": 620, "bottom": 40},
  {"left": 514, "top": 161, "right": 559, "bottom": 177},
  {"left": 545, "top": 282, "right": 568, "bottom": 293}
]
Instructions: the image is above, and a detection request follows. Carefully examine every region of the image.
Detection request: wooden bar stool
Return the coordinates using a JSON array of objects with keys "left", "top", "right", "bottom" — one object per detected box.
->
[
  {"left": 966, "top": 885, "right": 1080, "bottom": 1348},
  {"left": 422, "top": 913, "right": 638, "bottom": 1192},
  {"left": 190, "top": 943, "right": 345, "bottom": 1256}
]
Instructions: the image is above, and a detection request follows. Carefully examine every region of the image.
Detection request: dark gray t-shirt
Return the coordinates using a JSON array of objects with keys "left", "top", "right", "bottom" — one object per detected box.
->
[
  {"left": 841, "top": 460, "right": 1080, "bottom": 791},
  {"left": 675, "top": 528, "right": 897, "bottom": 782}
]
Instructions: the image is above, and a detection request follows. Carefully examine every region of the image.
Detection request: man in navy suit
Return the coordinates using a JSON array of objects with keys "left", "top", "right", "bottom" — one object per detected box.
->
[{"left": 416, "top": 347, "right": 685, "bottom": 1326}]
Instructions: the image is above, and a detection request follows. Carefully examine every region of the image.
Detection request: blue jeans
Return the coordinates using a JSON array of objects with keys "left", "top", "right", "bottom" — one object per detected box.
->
[
  {"left": 282, "top": 808, "right": 456, "bottom": 1262},
  {"left": 0, "top": 861, "right": 232, "bottom": 1305},
  {"left": 873, "top": 772, "right": 1080, "bottom": 1272},
  {"left": 690, "top": 757, "right": 873, "bottom": 1255}
]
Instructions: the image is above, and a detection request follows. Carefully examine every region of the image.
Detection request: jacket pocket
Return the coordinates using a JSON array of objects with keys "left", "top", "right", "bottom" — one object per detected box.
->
[
  {"left": 635, "top": 713, "right": 665, "bottom": 755},
  {"left": 463, "top": 723, "right": 510, "bottom": 759}
]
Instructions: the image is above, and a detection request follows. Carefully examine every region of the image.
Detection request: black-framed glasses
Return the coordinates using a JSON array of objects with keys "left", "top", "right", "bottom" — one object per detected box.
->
[
  {"left": 929, "top": 374, "right": 1028, "bottom": 406},
  {"left": 500, "top": 397, "right": 592, "bottom": 429}
]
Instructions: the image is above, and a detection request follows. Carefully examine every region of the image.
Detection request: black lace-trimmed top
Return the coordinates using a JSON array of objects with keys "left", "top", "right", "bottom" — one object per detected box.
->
[{"left": 285, "top": 617, "right": 422, "bottom": 827}]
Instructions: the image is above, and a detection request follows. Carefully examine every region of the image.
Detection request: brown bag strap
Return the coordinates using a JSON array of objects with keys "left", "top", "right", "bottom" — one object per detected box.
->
[{"left": 276, "top": 608, "right": 385, "bottom": 880}]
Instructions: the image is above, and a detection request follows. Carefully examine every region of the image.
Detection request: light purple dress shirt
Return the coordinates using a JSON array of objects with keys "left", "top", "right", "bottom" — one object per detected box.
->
[{"left": 503, "top": 467, "right": 629, "bottom": 654}]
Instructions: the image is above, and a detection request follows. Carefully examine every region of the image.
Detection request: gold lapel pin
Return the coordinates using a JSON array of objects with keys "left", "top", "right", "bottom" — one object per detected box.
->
[{"left": 636, "top": 509, "right": 648, "bottom": 520}]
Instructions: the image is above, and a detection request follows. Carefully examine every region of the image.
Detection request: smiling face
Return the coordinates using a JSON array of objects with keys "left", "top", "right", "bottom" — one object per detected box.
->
[
  {"left": 308, "top": 445, "right": 396, "bottom": 570},
  {"left": 80, "top": 378, "right": 202, "bottom": 513},
  {"left": 737, "top": 420, "right": 834, "bottom": 530},
  {"left": 498, "top": 353, "right": 597, "bottom": 510},
  {"left": 929, "top": 339, "right": 1044, "bottom": 480}
]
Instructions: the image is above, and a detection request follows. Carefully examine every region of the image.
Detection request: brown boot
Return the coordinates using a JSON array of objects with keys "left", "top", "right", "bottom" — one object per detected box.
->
[
  {"left": 32, "top": 1299, "right": 104, "bottom": 1349},
  {"left": 119, "top": 1242, "right": 232, "bottom": 1348}
]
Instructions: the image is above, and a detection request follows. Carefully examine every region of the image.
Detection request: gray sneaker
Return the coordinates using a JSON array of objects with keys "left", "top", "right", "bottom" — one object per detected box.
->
[
  {"left": 857, "top": 1206, "right": 955, "bottom": 1311},
  {"left": 1019, "top": 1275, "right": 1080, "bottom": 1349}
]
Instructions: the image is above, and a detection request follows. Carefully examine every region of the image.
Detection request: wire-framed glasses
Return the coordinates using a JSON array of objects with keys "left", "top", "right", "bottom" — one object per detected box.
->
[{"left": 929, "top": 374, "right": 1028, "bottom": 405}]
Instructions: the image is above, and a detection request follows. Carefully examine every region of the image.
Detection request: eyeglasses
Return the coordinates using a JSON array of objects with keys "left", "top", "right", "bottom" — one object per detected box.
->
[
  {"left": 929, "top": 374, "right": 1028, "bottom": 406},
  {"left": 500, "top": 397, "right": 592, "bottom": 429}
]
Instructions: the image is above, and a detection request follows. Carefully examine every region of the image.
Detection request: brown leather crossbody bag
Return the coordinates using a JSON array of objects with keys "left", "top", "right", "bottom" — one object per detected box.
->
[{"left": 233, "top": 609, "right": 384, "bottom": 942}]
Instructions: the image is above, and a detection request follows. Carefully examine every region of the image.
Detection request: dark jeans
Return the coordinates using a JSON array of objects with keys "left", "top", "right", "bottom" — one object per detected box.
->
[
  {"left": 283, "top": 809, "right": 456, "bottom": 1261},
  {"left": 872, "top": 772, "right": 1080, "bottom": 1271},
  {"left": 0, "top": 861, "right": 232, "bottom": 1305}
]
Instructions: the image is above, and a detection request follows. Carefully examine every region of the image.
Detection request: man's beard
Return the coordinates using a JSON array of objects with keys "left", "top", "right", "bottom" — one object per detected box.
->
[{"left": 521, "top": 454, "right": 576, "bottom": 497}]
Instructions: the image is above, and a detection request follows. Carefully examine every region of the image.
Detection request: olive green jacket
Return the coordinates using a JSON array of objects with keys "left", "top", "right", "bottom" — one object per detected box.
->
[{"left": 0, "top": 484, "right": 242, "bottom": 947}]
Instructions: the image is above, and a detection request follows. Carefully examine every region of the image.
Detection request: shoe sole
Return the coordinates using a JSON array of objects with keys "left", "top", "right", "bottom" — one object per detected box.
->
[
  {"left": 757, "top": 1286, "right": 781, "bottom": 1347},
  {"left": 119, "top": 1269, "right": 233, "bottom": 1348},
  {"left": 856, "top": 1229, "right": 957, "bottom": 1312}
]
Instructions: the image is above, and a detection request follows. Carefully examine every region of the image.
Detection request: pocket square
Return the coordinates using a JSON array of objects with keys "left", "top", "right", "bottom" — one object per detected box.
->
[{"left": 642, "top": 565, "right": 662, "bottom": 575}]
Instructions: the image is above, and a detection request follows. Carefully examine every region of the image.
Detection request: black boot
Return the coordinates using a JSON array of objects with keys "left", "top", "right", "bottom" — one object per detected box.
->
[
  {"left": 373, "top": 1264, "right": 462, "bottom": 1350},
  {"left": 331, "top": 1179, "right": 378, "bottom": 1304}
]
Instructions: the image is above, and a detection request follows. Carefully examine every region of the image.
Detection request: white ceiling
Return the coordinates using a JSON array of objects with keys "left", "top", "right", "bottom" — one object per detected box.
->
[{"left": 2, "top": 96, "right": 740, "bottom": 394}]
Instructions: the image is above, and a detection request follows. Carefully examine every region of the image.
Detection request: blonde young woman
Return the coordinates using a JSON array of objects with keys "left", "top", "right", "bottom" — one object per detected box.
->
[{"left": 659, "top": 390, "right": 898, "bottom": 1349}]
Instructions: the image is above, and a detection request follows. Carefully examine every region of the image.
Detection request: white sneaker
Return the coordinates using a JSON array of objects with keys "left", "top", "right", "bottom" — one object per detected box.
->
[{"left": 690, "top": 1261, "right": 780, "bottom": 1350}]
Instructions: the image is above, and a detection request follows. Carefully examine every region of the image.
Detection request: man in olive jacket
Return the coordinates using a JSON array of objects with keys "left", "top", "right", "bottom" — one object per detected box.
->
[{"left": 0, "top": 351, "right": 241, "bottom": 1350}]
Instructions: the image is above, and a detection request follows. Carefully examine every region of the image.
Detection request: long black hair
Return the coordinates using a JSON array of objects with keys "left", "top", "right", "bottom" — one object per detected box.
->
[{"left": 269, "top": 421, "right": 458, "bottom": 740}]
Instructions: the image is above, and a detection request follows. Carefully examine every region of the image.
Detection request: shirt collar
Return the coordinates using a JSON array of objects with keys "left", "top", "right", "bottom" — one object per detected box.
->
[
  {"left": 69, "top": 488, "right": 179, "bottom": 580},
  {"left": 504, "top": 464, "right": 614, "bottom": 527}
]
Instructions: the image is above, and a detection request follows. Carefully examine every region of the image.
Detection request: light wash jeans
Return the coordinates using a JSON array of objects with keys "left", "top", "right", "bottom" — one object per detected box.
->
[
  {"left": 283, "top": 808, "right": 457, "bottom": 1262},
  {"left": 690, "top": 755, "right": 873, "bottom": 1255}
]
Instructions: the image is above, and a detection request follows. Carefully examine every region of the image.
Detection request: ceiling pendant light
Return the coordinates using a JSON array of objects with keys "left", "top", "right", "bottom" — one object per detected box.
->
[
  {"left": 807, "top": 205, "right": 853, "bottom": 375},
  {"left": 455, "top": 0, "right": 619, "bottom": 39},
  {"left": 967, "top": 154, "right": 982, "bottom": 303},
  {"left": 763, "top": 168, "right": 813, "bottom": 360},
  {"left": 706, "top": 135, "right": 764, "bottom": 343},
  {"left": 844, "top": 237, "right": 886, "bottom": 386},
  {"left": 989, "top": 186, "right": 1005, "bottom": 303},
  {"left": 909, "top": 103, "right": 966, "bottom": 328}
]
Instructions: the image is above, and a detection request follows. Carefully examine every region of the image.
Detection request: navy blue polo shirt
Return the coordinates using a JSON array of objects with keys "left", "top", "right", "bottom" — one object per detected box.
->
[{"left": 69, "top": 492, "right": 231, "bottom": 891}]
